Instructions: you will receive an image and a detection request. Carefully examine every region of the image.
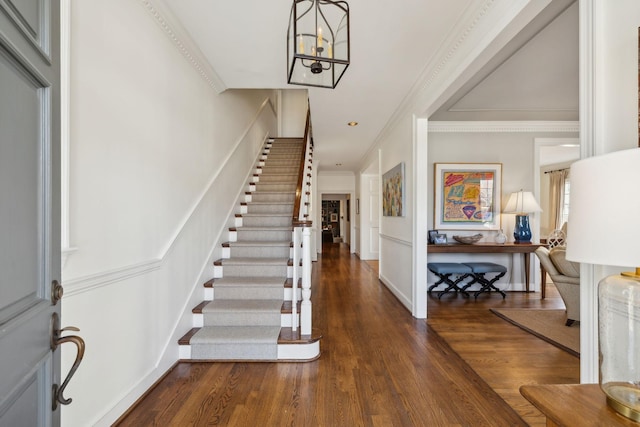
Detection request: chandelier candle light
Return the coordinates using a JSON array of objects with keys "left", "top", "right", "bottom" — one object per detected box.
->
[
  {"left": 287, "top": 0, "right": 350, "bottom": 88},
  {"left": 503, "top": 190, "right": 542, "bottom": 244},
  {"left": 566, "top": 148, "right": 640, "bottom": 422}
]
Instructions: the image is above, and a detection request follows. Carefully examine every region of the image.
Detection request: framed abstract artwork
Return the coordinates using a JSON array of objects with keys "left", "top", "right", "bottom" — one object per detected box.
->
[
  {"left": 382, "top": 162, "right": 405, "bottom": 217},
  {"left": 434, "top": 163, "right": 502, "bottom": 230}
]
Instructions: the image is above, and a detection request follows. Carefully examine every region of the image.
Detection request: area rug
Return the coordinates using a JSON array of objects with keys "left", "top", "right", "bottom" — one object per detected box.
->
[{"left": 490, "top": 308, "right": 579, "bottom": 358}]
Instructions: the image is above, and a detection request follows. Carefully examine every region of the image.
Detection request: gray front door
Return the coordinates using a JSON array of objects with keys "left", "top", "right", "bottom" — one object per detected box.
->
[{"left": 0, "top": 1, "right": 64, "bottom": 425}]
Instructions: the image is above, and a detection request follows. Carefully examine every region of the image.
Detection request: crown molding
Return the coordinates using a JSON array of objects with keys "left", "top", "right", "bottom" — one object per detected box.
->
[
  {"left": 139, "top": 0, "right": 227, "bottom": 93},
  {"left": 428, "top": 121, "right": 580, "bottom": 133}
]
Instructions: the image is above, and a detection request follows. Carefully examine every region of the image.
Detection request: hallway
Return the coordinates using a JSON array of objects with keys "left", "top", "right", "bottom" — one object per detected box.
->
[{"left": 116, "top": 243, "right": 578, "bottom": 426}]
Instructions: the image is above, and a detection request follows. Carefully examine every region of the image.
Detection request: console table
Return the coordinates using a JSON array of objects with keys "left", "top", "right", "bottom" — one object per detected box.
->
[
  {"left": 520, "top": 384, "right": 638, "bottom": 426},
  {"left": 428, "top": 242, "right": 545, "bottom": 292}
]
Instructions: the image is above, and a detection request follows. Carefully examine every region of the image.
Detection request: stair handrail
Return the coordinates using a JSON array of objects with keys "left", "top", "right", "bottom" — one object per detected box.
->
[{"left": 292, "top": 108, "right": 313, "bottom": 226}]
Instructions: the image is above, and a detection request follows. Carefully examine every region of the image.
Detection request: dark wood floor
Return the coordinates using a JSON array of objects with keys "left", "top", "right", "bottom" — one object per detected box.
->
[{"left": 115, "top": 243, "right": 579, "bottom": 426}]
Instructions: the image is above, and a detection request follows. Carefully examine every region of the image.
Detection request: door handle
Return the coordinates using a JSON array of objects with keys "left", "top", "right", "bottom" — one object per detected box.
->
[{"left": 50, "top": 313, "right": 86, "bottom": 410}]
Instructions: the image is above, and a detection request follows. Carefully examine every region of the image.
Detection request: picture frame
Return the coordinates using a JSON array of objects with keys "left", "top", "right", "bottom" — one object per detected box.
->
[
  {"left": 428, "top": 229, "right": 439, "bottom": 244},
  {"left": 434, "top": 163, "right": 502, "bottom": 230},
  {"left": 433, "top": 234, "right": 448, "bottom": 244},
  {"left": 330, "top": 213, "right": 338, "bottom": 222},
  {"left": 382, "top": 162, "right": 405, "bottom": 217}
]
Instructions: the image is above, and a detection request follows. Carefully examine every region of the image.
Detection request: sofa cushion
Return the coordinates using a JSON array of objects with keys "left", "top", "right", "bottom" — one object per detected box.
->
[{"left": 549, "top": 247, "right": 580, "bottom": 278}]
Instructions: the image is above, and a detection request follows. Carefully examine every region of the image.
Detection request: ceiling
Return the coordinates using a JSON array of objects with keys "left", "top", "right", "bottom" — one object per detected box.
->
[{"left": 161, "top": 0, "right": 578, "bottom": 172}]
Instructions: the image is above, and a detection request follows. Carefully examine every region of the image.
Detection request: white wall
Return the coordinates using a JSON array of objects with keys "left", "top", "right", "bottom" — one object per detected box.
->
[
  {"left": 61, "top": 2, "right": 277, "bottom": 426},
  {"left": 599, "top": 1, "right": 640, "bottom": 154},
  {"left": 279, "top": 89, "right": 308, "bottom": 137},
  {"left": 361, "top": 114, "right": 415, "bottom": 310},
  {"left": 578, "top": 0, "right": 640, "bottom": 383}
]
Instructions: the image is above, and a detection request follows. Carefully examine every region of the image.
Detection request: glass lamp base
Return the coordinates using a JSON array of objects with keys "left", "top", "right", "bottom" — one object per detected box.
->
[
  {"left": 599, "top": 274, "right": 640, "bottom": 423},
  {"left": 603, "top": 383, "right": 640, "bottom": 422}
]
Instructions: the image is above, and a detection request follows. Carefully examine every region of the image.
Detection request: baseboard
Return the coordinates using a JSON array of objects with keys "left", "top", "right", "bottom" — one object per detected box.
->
[
  {"left": 378, "top": 272, "right": 412, "bottom": 312},
  {"left": 91, "top": 359, "right": 176, "bottom": 426}
]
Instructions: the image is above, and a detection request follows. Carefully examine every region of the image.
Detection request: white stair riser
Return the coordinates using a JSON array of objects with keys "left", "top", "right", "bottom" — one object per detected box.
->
[
  {"left": 236, "top": 229, "right": 292, "bottom": 241},
  {"left": 250, "top": 193, "right": 295, "bottom": 203},
  {"left": 246, "top": 203, "right": 294, "bottom": 214},
  {"left": 255, "top": 184, "right": 297, "bottom": 192},
  {"left": 284, "top": 288, "right": 301, "bottom": 301},
  {"left": 181, "top": 342, "right": 321, "bottom": 361},
  {"left": 214, "top": 286, "right": 284, "bottom": 300},
  {"left": 255, "top": 174, "right": 298, "bottom": 183},
  {"left": 258, "top": 167, "right": 298, "bottom": 175},
  {"left": 241, "top": 216, "right": 292, "bottom": 227},
  {"left": 222, "top": 264, "right": 288, "bottom": 277},
  {"left": 277, "top": 341, "right": 320, "bottom": 360},
  {"left": 191, "top": 343, "right": 277, "bottom": 360},
  {"left": 203, "top": 312, "right": 281, "bottom": 327},
  {"left": 229, "top": 246, "right": 291, "bottom": 258}
]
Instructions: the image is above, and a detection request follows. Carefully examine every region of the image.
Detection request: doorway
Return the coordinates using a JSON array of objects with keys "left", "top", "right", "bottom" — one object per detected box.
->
[{"left": 321, "top": 194, "right": 351, "bottom": 248}]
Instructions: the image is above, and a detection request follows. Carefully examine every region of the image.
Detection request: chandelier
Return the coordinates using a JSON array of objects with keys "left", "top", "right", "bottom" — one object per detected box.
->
[{"left": 287, "top": 0, "right": 350, "bottom": 89}]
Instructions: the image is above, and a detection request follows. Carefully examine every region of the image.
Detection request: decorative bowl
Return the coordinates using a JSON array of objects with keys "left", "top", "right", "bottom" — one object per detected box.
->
[{"left": 452, "top": 233, "right": 483, "bottom": 244}]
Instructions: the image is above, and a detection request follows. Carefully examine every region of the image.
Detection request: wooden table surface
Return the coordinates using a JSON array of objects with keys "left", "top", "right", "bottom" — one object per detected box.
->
[
  {"left": 427, "top": 242, "right": 544, "bottom": 253},
  {"left": 520, "top": 384, "right": 639, "bottom": 426}
]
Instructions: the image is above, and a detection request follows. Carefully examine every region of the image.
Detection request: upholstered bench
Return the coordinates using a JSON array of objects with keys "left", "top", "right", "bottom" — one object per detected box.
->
[
  {"left": 462, "top": 262, "right": 508, "bottom": 299},
  {"left": 427, "top": 262, "right": 473, "bottom": 299}
]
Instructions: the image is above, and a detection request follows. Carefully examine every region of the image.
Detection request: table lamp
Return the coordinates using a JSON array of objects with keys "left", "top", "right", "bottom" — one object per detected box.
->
[
  {"left": 503, "top": 190, "right": 542, "bottom": 243},
  {"left": 565, "top": 147, "right": 640, "bottom": 422}
]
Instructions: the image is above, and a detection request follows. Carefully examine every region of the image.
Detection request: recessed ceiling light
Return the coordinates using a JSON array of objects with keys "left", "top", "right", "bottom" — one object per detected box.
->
[{"left": 347, "top": 121, "right": 358, "bottom": 127}]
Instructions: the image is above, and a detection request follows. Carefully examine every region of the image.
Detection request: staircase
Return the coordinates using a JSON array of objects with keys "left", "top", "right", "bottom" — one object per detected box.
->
[{"left": 179, "top": 138, "right": 320, "bottom": 361}]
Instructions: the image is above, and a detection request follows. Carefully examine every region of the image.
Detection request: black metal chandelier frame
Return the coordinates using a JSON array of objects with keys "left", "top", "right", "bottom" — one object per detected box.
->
[{"left": 287, "top": 0, "right": 350, "bottom": 89}]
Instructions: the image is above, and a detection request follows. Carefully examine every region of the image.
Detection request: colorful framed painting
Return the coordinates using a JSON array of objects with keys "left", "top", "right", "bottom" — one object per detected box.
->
[
  {"left": 382, "top": 162, "right": 405, "bottom": 217},
  {"left": 434, "top": 163, "right": 502, "bottom": 230}
]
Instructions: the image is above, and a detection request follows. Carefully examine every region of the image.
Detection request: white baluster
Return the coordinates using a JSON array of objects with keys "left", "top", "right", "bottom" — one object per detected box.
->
[
  {"left": 292, "top": 227, "right": 301, "bottom": 331},
  {"left": 301, "top": 227, "right": 312, "bottom": 335}
]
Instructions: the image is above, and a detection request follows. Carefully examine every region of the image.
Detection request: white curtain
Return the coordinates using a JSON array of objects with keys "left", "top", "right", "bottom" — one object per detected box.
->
[{"left": 548, "top": 169, "right": 569, "bottom": 231}]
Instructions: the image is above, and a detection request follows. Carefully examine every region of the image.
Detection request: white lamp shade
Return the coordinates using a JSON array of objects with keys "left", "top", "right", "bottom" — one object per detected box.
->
[
  {"left": 503, "top": 190, "right": 542, "bottom": 214},
  {"left": 565, "top": 148, "right": 640, "bottom": 267}
]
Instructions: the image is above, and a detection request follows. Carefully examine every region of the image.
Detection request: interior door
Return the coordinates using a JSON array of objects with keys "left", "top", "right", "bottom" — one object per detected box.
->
[
  {"left": 0, "top": 1, "right": 63, "bottom": 425},
  {"left": 359, "top": 174, "right": 379, "bottom": 260}
]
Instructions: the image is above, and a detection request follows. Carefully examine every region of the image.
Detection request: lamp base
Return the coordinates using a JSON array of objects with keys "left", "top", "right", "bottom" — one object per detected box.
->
[
  {"left": 598, "top": 274, "right": 640, "bottom": 422},
  {"left": 604, "top": 385, "right": 640, "bottom": 422},
  {"left": 513, "top": 214, "right": 532, "bottom": 244}
]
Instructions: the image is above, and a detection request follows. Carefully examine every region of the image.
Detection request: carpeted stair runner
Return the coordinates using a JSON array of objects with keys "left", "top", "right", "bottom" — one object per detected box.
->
[{"left": 189, "top": 139, "right": 304, "bottom": 360}]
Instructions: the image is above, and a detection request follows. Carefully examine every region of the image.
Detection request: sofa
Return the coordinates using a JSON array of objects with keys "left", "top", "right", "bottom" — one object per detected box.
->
[{"left": 535, "top": 246, "right": 580, "bottom": 326}]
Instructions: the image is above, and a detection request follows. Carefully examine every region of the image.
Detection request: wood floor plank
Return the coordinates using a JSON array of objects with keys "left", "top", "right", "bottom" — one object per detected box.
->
[{"left": 116, "top": 243, "right": 578, "bottom": 426}]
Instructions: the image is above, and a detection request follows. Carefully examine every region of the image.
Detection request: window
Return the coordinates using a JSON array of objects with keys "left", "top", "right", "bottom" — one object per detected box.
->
[{"left": 560, "top": 178, "right": 570, "bottom": 226}]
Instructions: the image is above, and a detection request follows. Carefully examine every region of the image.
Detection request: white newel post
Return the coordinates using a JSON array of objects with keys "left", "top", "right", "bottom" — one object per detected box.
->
[
  {"left": 301, "top": 226, "right": 312, "bottom": 335},
  {"left": 292, "top": 227, "right": 301, "bottom": 331}
]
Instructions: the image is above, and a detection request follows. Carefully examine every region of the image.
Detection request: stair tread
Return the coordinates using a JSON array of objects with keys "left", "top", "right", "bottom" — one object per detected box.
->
[{"left": 278, "top": 327, "right": 323, "bottom": 344}]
